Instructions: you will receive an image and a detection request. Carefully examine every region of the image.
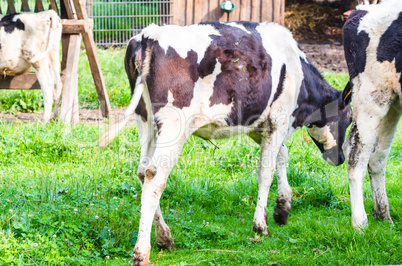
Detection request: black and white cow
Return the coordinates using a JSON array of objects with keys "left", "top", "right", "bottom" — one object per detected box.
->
[
  {"left": 99, "top": 21, "right": 352, "bottom": 265},
  {"left": 0, "top": 10, "right": 62, "bottom": 121},
  {"left": 343, "top": 0, "right": 401, "bottom": 229}
]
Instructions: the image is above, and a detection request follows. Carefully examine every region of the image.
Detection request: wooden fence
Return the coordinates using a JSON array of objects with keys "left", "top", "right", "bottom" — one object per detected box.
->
[{"left": 172, "top": 0, "right": 285, "bottom": 26}]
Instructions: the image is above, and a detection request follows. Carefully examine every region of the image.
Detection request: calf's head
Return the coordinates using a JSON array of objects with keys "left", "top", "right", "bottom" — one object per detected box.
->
[{"left": 306, "top": 94, "right": 352, "bottom": 166}]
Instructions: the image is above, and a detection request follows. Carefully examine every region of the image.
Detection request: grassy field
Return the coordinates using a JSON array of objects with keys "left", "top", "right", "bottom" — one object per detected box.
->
[{"left": 0, "top": 48, "right": 401, "bottom": 265}]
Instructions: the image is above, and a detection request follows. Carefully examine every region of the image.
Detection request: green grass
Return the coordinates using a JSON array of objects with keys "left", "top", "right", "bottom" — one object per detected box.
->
[{"left": 0, "top": 49, "right": 401, "bottom": 265}]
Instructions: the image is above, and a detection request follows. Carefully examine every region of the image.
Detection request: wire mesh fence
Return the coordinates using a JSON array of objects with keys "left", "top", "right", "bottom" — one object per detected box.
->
[
  {"left": 0, "top": 0, "right": 52, "bottom": 14},
  {"left": 87, "top": 0, "right": 173, "bottom": 46},
  {"left": 1, "top": 1, "right": 172, "bottom": 47}
]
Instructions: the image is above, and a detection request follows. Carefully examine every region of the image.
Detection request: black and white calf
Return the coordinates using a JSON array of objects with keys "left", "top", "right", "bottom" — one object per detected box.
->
[
  {"left": 0, "top": 10, "right": 62, "bottom": 121},
  {"left": 100, "top": 21, "right": 352, "bottom": 265},
  {"left": 343, "top": 0, "right": 402, "bottom": 228}
]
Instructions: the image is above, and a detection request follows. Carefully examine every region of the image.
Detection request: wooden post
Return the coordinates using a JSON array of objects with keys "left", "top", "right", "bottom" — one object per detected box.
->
[
  {"left": 72, "top": 0, "right": 111, "bottom": 118},
  {"left": 34, "top": 0, "right": 44, "bottom": 12},
  {"left": 60, "top": 34, "right": 81, "bottom": 124},
  {"left": 7, "top": 0, "right": 16, "bottom": 14},
  {"left": 21, "top": 0, "right": 30, "bottom": 12}
]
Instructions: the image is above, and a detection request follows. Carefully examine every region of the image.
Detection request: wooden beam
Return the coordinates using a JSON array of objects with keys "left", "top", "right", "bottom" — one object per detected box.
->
[
  {"left": 35, "top": 0, "right": 44, "bottom": 12},
  {"left": 172, "top": 0, "right": 185, "bottom": 26},
  {"left": 251, "top": 0, "right": 261, "bottom": 22},
  {"left": 49, "top": 0, "right": 59, "bottom": 15},
  {"left": 72, "top": 0, "right": 111, "bottom": 117},
  {"left": 261, "top": 0, "right": 273, "bottom": 22},
  {"left": 21, "top": 0, "right": 31, "bottom": 12},
  {"left": 60, "top": 34, "right": 81, "bottom": 123},
  {"left": 62, "top": 19, "right": 93, "bottom": 34},
  {"left": 186, "top": 0, "right": 194, "bottom": 25},
  {"left": 7, "top": 0, "right": 16, "bottom": 14},
  {"left": 193, "top": 0, "right": 204, "bottom": 24},
  {"left": 228, "top": 0, "right": 241, "bottom": 21},
  {"left": 0, "top": 73, "right": 40, "bottom": 90},
  {"left": 240, "top": 0, "right": 251, "bottom": 21},
  {"left": 62, "top": 0, "right": 76, "bottom": 19}
]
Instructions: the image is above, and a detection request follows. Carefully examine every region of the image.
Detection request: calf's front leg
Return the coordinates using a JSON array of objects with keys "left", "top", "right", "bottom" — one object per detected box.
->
[
  {"left": 273, "top": 144, "right": 292, "bottom": 225},
  {"left": 253, "top": 127, "right": 286, "bottom": 235}
]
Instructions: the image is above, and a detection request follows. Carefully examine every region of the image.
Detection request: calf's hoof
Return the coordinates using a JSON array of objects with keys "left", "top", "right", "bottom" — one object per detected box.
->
[
  {"left": 273, "top": 199, "right": 291, "bottom": 225},
  {"left": 252, "top": 224, "right": 269, "bottom": 236},
  {"left": 373, "top": 209, "right": 393, "bottom": 224},
  {"left": 351, "top": 214, "right": 368, "bottom": 230},
  {"left": 133, "top": 252, "right": 150, "bottom": 266},
  {"left": 156, "top": 238, "right": 176, "bottom": 252}
]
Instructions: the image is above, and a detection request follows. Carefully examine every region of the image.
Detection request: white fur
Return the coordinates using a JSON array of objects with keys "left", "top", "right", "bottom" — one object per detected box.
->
[
  {"left": 142, "top": 24, "right": 220, "bottom": 64},
  {"left": 227, "top": 22, "right": 252, "bottom": 34},
  {"left": 344, "top": 0, "right": 402, "bottom": 228},
  {"left": 0, "top": 10, "right": 62, "bottom": 122}
]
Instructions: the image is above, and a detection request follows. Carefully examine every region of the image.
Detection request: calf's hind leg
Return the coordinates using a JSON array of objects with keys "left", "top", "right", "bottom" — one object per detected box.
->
[
  {"left": 33, "top": 58, "right": 54, "bottom": 122},
  {"left": 133, "top": 127, "right": 187, "bottom": 265},
  {"left": 344, "top": 80, "right": 391, "bottom": 228},
  {"left": 136, "top": 119, "right": 176, "bottom": 252},
  {"left": 368, "top": 105, "right": 400, "bottom": 224}
]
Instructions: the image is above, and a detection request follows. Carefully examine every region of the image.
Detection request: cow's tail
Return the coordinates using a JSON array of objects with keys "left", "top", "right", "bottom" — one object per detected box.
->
[
  {"left": 29, "top": 10, "right": 61, "bottom": 64},
  {"left": 97, "top": 82, "right": 145, "bottom": 148},
  {"left": 98, "top": 36, "right": 152, "bottom": 148}
]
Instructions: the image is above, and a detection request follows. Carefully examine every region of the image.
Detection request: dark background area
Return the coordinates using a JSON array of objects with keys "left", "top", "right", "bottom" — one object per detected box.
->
[{"left": 285, "top": 0, "right": 359, "bottom": 44}]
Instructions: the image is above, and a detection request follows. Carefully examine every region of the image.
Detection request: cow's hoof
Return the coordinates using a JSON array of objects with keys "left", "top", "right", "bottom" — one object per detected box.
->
[
  {"left": 351, "top": 215, "right": 368, "bottom": 230},
  {"left": 253, "top": 224, "right": 269, "bottom": 236},
  {"left": 273, "top": 205, "right": 290, "bottom": 225},
  {"left": 156, "top": 238, "right": 176, "bottom": 252},
  {"left": 373, "top": 209, "right": 393, "bottom": 224},
  {"left": 133, "top": 252, "right": 150, "bottom": 266}
]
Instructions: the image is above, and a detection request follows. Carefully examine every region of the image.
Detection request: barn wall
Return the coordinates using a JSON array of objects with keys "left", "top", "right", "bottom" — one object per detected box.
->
[{"left": 172, "top": 0, "right": 285, "bottom": 26}]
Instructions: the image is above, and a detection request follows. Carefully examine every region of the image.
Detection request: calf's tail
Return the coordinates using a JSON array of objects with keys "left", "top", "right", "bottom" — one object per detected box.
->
[
  {"left": 98, "top": 36, "right": 149, "bottom": 148},
  {"left": 29, "top": 10, "right": 62, "bottom": 64},
  {"left": 97, "top": 82, "right": 145, "bottom": 148}
]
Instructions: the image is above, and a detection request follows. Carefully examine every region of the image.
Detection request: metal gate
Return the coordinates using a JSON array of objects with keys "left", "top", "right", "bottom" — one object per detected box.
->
[{"left": 87, "top": 0, "right": 172, "bottom": 46}]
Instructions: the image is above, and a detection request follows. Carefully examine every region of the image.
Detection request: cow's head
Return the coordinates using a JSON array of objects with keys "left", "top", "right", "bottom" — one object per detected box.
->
[{"left": 305, "top": 85, "right": 352, "bottom": 166}]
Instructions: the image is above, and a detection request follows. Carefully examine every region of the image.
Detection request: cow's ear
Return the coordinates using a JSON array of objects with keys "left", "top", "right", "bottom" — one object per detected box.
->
[{"left": 341, "top": 81, "right": 352, "bottom": 108}]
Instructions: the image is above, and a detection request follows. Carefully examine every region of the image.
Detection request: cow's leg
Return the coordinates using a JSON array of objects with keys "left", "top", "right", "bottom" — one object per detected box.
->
[
  {"left": 273, "top": 144, "right": 292, "bottom": 225},
  {"left": 133, "top": 128, "right": 187, "bottom": 265},
  {"left": 33, "top": 59, "right": 54, "bottom": 122},
  {"left": 136, "top": 119, "right": 176, "bottom": 252},
  {"left": 368, "top": 106, "right": 400, "bottom": 224},
  {"left": 253, "top": 125, "right": 286, "bottom": 236},
  {"left": 49, "top": 47, "right": 62, "bottom": 119},
  {"left": 344, "top": 84, "right": 391, "bottom": 229}
]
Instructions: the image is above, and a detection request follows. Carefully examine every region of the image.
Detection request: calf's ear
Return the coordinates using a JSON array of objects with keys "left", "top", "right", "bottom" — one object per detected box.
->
[{"left": 341, "top": 81, "right": 352, "bottom": 108}]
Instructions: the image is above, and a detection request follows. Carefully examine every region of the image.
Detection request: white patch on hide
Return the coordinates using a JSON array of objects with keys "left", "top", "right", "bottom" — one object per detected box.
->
[
  {"left": 227, "top": 22, "right": 252, "bottom": 34},
  {"left": 307, "top": 125, "right": 337, "bottom": 150},
  {"left": 141, "top": 24, "right": 220, "bottom": 64}
]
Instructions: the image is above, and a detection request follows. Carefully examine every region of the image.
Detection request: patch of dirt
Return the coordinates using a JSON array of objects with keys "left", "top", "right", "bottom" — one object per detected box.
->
[
  {"left": 0, "top": 108, "right": 131, "bottom": 125},
  {"left": 285, "top": 1, "right": 349, "bottom": 72},
  {"left": 300, "top": 43, "right": 347, "bottom": 73}
]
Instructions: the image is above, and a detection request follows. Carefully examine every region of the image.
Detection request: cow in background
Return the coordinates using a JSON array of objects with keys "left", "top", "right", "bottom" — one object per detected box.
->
[
  {"left": 0, "top": 10, "right": 62, "bottom": 121},
  {"left": 343, "top": 0, "right": 401, "bottom": 228},
  {"left": 99, "top": 21, "right": 352, "bottom": 265}
]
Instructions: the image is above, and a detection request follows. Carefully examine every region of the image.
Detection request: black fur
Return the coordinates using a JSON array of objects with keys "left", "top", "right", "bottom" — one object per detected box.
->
[
  {"left": 343, "top": 10, "right": 370, "bottom": 80},
  {"left": 377, "top": 12, "right": 402, "bottom": 85},
  {"left": 0, "top": 14, "right": 25, "bottom": 34}
]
